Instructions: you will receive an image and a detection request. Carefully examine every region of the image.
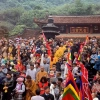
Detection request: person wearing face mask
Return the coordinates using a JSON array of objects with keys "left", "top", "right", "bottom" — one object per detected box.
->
[{"left": 2, "top": 72, "right": 14, "bottom": 100}]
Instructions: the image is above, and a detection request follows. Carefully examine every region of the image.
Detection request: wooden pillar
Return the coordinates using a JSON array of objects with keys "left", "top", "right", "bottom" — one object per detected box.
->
[
  {"left": 90, "top": 24, "right": 93, "bottom": 34},
  {"left": 66, "top": 25, "right": 68, "bottom": 34}
]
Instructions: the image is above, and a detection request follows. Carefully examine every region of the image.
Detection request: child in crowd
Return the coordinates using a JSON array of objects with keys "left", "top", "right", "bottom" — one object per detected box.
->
[{"left": 14, "top": 77, "right": 25, "bottom": 98}]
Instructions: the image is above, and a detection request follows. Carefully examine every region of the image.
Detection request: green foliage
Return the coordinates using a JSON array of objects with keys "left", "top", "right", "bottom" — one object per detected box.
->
[
  {"left": 1, "top": 7, "right": 24, "bottom": 25},
  {"left": 68, "top": 0, "right": 93, "bottom": 15},
  {"left": 18, "top": 11, "right": 34, "bottom": 27},
  {"left": 10, "top": 25, "right": 26, "bottom": 35},
  {"left": 0, "top": 0, "right": 99, "bottom": 35},
  {"left": 0, "top": 21, "right": 14, "bottom": 30}
]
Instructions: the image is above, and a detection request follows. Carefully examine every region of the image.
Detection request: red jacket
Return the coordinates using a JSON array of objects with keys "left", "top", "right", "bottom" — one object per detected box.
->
[{"left": 38, "top": 82, "right": 48, "bottom": 95}]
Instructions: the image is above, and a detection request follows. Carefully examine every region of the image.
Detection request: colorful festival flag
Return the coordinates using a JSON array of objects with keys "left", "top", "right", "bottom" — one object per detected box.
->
[{"left": 62, "top": 70, "right": 79, "bottom": 100}]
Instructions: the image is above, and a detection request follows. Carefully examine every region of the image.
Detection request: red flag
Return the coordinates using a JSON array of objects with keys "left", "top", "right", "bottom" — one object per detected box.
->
[
  {"left": 77, "top": 62, "right": 88, "bottom": 80},
  {"left": 42, "top": 32, "right": 52, "bottom": 57},
  {"left": 81, "top": 63, "right": 88, "bottom": 80},
  {"left": 69, "top": 70, "right": 79, "bottom": 94},
  {"left": 88, "top": 87, "right": 93, "bottom": 100},
  {"left": 32, "top": 46, "right": 36, "bottom": 53},
  {"left": 46, "top": 43, "right": 52, "bottom": 57},
  {"left": 81, "top": 75, "right": 92, "bottom": 100},
  {"left": 76, "top": 61, "right": 92, "bottom": 100},
  {"left": 63, "top": 94, "right": 75, "bottom": 100}
]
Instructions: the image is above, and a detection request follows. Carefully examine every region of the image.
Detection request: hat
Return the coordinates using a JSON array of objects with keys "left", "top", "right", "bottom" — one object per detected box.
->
[
  {"left": 1, "top": 63, "right": 5, "bottom": 66},
  {"left": 16, "top": 77, "right": 24, "bottom": 82}
]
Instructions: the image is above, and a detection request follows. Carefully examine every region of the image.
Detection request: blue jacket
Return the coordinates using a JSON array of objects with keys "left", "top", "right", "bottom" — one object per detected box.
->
[
  {"left": 90, "top": 54, "right": 98, "bottom": 64},
  {"left": 93, "top": 60, "right": 100, "bottom": 70}
]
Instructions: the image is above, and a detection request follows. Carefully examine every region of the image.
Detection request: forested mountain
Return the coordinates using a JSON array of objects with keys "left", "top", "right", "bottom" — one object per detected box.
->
[
  {"left": 0, "top": 0, "right": 100, "bottom": 35},
  {"left": 0, "top": 0, "right": 100, "bottom": 10}
]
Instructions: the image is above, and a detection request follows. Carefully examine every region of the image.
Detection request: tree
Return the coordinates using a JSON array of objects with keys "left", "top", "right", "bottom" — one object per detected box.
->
[
  {"left": 18, "top": 11, "right": 35, "bottom": 27},
  {"left": 68, "top": 0, "right": 86, "bottom": 15},
  {"left": 3, "top": 7, "right": 24, "bottom": 25},
  {"left": 10, "top": 25, "right": 26, "bottom": 35}
]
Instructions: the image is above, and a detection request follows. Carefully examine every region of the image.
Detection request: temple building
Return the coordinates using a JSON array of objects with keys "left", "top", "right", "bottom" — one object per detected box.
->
[
  {"left": 41, "top": 17, "right": 59, "bottom": 39},
  {"left": 34, "top": 15, "right": 100, "bottom": 34}
]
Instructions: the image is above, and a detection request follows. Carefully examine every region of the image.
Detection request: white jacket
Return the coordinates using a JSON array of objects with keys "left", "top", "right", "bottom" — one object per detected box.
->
[{"left": 50, "top": 84, "right": 56, "bottom": 99}]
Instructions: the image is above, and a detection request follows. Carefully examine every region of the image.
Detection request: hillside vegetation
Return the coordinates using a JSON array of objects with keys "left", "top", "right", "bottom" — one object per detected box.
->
[{"left": 0, "top": 0, "right": 100, "bottom": 35}]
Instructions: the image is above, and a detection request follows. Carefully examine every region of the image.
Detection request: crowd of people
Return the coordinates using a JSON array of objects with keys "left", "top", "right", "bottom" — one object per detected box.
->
[{"left": 0, "top": 35, "right": 100, "bottom": 100}]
